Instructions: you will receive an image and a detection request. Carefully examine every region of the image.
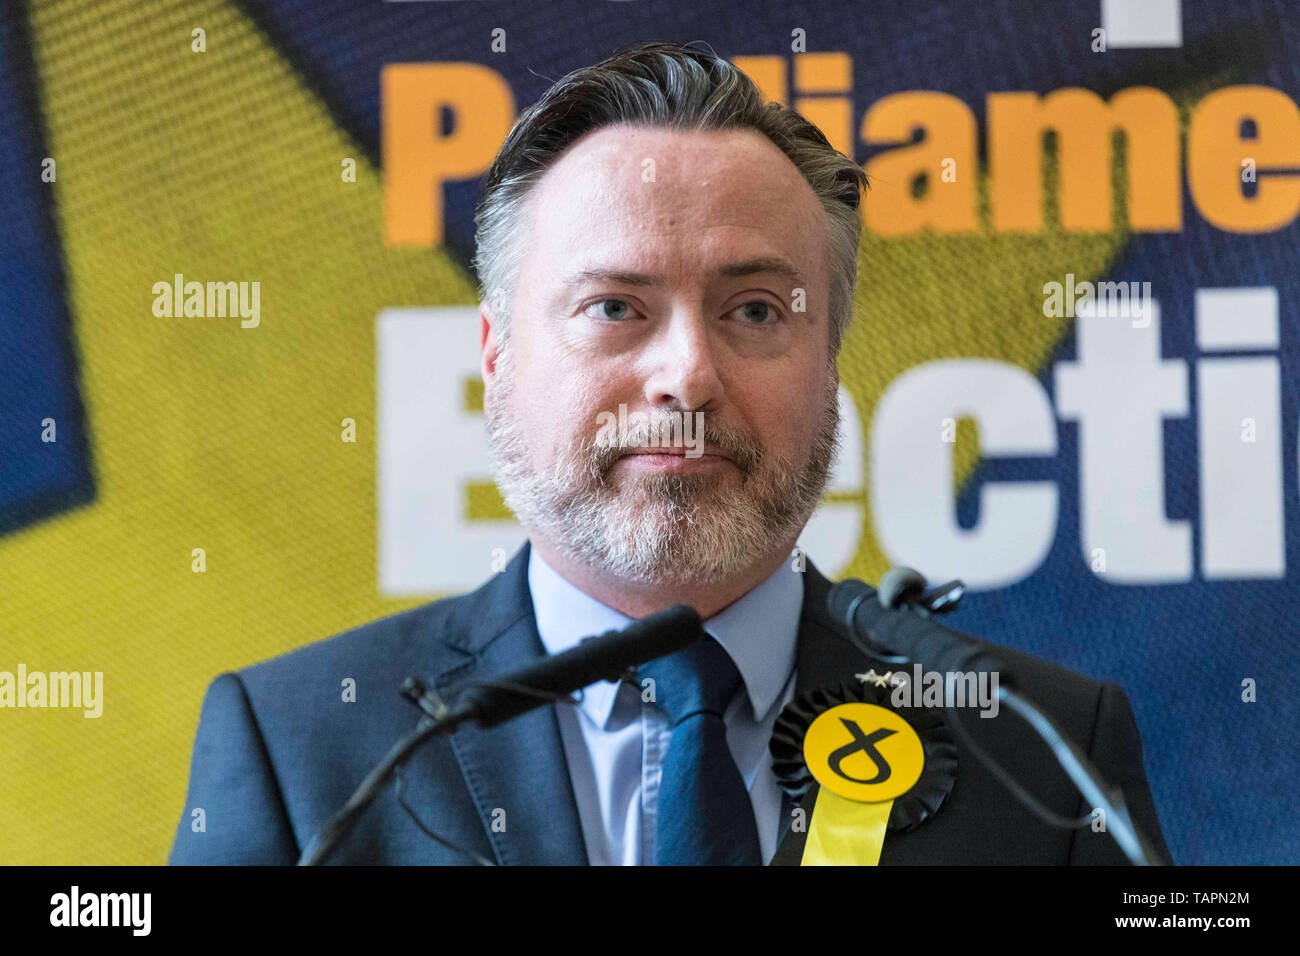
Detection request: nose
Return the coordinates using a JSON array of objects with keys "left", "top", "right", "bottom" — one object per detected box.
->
[{"left": 640, "top": 308, "right": 725, "bottom": 411}]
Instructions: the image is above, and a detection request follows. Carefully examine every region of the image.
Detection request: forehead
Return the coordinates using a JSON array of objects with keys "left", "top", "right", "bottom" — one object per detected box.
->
[{"left": 520, "top": 124, "right": 828, "bottom": 283}]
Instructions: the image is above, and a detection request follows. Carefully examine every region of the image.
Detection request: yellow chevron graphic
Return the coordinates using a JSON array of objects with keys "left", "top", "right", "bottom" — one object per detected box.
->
[{"left": 1, "top": 0, "right": 470, "bottom": 863}]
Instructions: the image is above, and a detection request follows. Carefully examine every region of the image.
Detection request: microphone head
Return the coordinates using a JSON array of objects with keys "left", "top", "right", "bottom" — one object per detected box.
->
[
  {"left": 454, "top": 602, "right": 705, "bottom": 729},
  {"left": 877, "top": 567, "right": 927, "bottom": 610},
  {"left": 827, "top": 578, "right": 876, "bottom": 629},
  {"left": 613, "top": 604, "right": 704, "bottom": 659}
]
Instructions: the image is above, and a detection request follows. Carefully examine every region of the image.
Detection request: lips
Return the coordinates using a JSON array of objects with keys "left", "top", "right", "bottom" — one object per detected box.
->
[
  {"left": 611, "top": 448, "right": 734, "bottom": 477},
  {"left": 619, "top": 447, "right": 729, "bottom": 460}
]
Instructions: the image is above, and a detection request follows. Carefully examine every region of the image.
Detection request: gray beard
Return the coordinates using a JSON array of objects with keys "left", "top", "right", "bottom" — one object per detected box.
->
[{"left": 484, "top": 343, "right": 841, "bottom": 586}]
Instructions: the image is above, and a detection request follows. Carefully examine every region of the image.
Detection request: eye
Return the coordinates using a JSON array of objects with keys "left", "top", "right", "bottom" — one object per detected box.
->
[
  {"left": 728, "top": 300, "right": 778, "bottom": 325},
  {"left": 581, "top": 299, "right": 639, "bottom": 322}
]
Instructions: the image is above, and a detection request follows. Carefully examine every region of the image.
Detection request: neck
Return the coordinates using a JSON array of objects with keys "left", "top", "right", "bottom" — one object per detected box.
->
[{"left": 528, "top": 535, "right": 798, "bottom": 620}]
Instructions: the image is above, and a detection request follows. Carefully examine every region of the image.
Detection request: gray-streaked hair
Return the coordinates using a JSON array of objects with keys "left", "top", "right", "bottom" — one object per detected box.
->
[{"left": 472, "top": 40, "right": 867, "bottom": 353}]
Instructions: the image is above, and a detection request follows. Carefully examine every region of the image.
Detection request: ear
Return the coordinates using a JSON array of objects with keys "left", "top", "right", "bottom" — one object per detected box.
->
[{"left": 480, "top": 300, "right": 501, "bottom": 403}]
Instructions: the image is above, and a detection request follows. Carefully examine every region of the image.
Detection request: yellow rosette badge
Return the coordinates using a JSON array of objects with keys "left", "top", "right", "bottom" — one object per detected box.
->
[
  {"left": 769, "top": 682, "right": 957, "bottom": 866},
  {"left": 801, "top": 703, "right": 925, "bottom": 866},
  {"left": 804, "top": 703, "right": 926, "bottom": 803}
]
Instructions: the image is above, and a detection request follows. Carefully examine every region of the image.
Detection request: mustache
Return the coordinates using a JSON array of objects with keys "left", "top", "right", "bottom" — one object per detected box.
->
[{"left": 584, "top": 411, "right": 763, "bottom": 477}]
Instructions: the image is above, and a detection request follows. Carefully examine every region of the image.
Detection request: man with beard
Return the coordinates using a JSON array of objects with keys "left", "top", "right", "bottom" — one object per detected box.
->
[{"left": 170, "top": 41, "right": 1170, "bottom": 866}]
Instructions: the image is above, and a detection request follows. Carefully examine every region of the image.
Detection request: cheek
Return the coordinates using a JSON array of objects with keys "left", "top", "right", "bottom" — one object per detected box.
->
[
  {"left": 504, "top": 343, "right": 625, "bottom": 456},
  {"left": 731, "top": 363, "right": 825, "bottom": 453}
]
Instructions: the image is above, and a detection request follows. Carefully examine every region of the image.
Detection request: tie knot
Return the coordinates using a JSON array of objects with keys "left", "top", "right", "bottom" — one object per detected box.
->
[{"left": 639, "top": 634, "right": 743, "bottom": 725}]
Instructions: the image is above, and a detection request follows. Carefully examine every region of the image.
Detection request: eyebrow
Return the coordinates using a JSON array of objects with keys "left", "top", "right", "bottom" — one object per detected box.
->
[{"left": 561, "top": 256, "right": 806, "bottom": 290}]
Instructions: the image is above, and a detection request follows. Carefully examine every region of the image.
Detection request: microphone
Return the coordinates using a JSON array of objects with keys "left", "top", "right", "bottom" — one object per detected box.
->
[
  {"left": 828, "top": 574, "right": 1010, "bottom": 682},
  {"left": 828, "top": 569, "right": 1166, "bottom": 866},
  {"left": 448, "top": 604, "right": 703, "bottom": 728}
]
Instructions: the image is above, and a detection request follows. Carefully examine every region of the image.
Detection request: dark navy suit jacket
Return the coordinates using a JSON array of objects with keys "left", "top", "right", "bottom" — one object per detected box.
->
[{"left": 169, "top": 543, "right": 1171, "bottom": 865}]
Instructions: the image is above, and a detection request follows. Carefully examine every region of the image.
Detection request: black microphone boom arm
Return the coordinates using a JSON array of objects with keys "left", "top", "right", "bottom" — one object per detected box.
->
[{"left": 829, "top": 572, "right": 1166, "bottom": 866}]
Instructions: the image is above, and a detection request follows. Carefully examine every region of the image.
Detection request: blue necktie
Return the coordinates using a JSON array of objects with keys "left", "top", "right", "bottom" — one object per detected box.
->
[{"left": 639, "top": 635, "right": 763, "bottom": 865}]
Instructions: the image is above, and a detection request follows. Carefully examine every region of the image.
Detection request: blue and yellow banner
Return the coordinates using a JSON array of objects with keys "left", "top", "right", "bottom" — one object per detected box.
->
[{"left": 0, "top": 0, "right": 1295, "bottom": 864}]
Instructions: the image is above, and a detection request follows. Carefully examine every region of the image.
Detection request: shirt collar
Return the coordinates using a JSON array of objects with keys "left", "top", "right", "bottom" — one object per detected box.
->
[
  {"left": 705, "top": 558, "right": 803, "bottom": 723},
  {"left": 527, "top": 547, "right": 803, "bottom": 728},
  {"left": 528, "top": 549, "right": 631, "bottom": 729}
]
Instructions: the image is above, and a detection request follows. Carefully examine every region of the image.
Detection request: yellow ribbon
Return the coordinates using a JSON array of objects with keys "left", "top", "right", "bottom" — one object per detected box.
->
[{"left": 800, "top": 789, "right": 893, "bottom": 866}]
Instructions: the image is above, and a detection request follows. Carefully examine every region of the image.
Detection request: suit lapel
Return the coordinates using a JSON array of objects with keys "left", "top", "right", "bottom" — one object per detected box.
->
[
  {"left": 771, "top": 559, "right": 894, "bottom": 865},
  {"left": 793, "top": 560, "right": 876, "bottom": 695},
  {"left": 431, "top": 543, "right": 589, "bottom": 865}
]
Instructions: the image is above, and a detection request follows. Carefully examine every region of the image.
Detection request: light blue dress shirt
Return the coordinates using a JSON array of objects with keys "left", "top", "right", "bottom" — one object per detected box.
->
[{"left": 528, "top": 547, "right": 803, "bottom": 865}]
